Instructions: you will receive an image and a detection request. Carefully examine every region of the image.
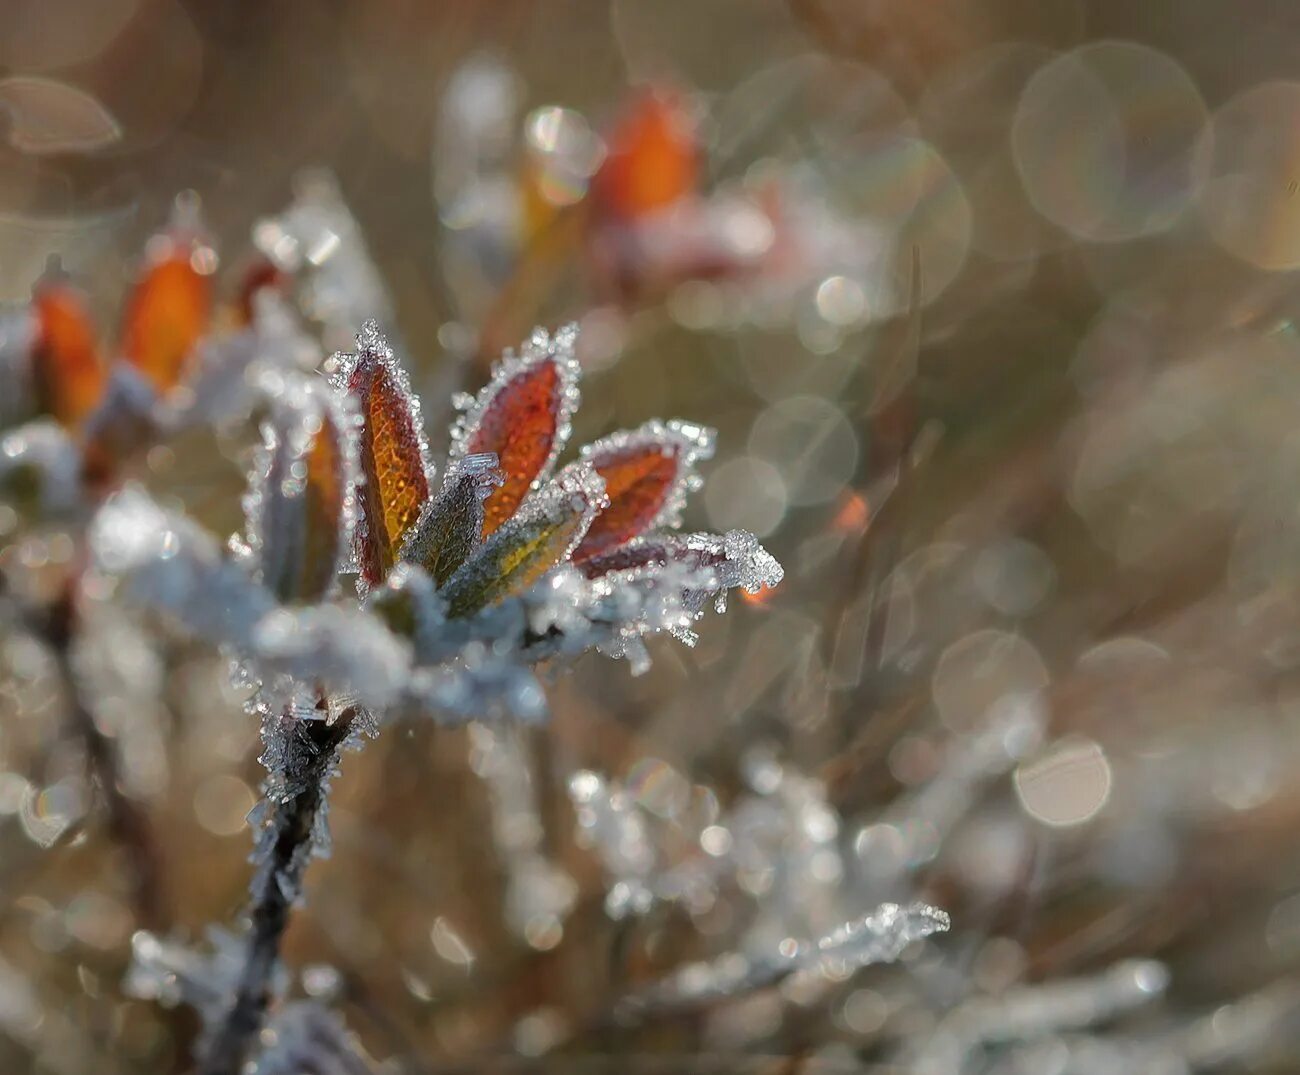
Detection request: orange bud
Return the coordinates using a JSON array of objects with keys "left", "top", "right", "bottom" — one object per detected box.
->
[
  {"left": 31, "top": 283, "right": 104, "bottom": 428},
  {"left": 591, "top": 88, "right": 698, "bottom": 222},
  {"left": 119, "top": 252, "right": 211, "bottom": 391}
]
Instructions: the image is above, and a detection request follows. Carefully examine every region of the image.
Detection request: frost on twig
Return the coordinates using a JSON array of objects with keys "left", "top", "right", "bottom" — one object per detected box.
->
[
  {"left": 618, "top": 901, "right": 949, "bottom": 1020},
  {"left": 905, "top": 958, "right": 1169, "bottom": 1073},
  {"left": 198, "top": 709, "right": 360, "bottom": 1075}
]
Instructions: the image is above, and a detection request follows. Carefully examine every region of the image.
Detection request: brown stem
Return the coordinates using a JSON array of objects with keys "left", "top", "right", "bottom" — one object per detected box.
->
[{"left": 197, "top": 710, "right": 355, "bottom": 1075}]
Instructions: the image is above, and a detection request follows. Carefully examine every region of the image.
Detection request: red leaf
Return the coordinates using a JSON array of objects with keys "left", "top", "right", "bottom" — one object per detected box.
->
[
  {"left": 233, "top": 256, "right": 290, "bottom": 326},
  {"left": 451, "top": 327, "right": 580, "bottom": 537},
  {"left": 31, "top": 282, "right": 104, "bottom": 428},
  {"left": 591, "top": 88, "right": 698, "bottom": 222},
  {"left": 119, "top": 251, "right": 211, "bottom": 391},
  {"left": 571, "top": 419, "right": 714, "bottom": 563},
  {"left": 578, "top": 538, "right": 673, "bottom": 579},
  {"left": 345, "top": 324, "right": 431, "bottom": 587}
]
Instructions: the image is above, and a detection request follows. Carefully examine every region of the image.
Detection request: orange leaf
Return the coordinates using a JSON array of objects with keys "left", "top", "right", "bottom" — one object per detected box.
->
[
  {"left": 299, "top": 414, "right": 348, "bottom": 598},
  {"left": 451, "top": 327, "right": 580, "bottom": 537},
  {"left": 571, "top": 420, "right": 714, "bottom": 563},
  {"left": 119, "top": 252, "right": 211, "bottom": 391},
  {"left": 31, "top": 283, "right": 104, "bottom": 428},
  {"left": 591, "top": 88, "right": 698, "bottom": 222},
  {"left": 257, "top": 400, "right": 350, "bottom": 604},
  {"left": 346, "top": 324, "right": 431, "bottom": 587}
]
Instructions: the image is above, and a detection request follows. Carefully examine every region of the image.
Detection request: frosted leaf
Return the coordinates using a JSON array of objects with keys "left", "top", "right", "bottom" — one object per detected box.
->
[
  {"left": 0, "top": 419, "right": 83, "bottom": 516},
  {"left": 399, "top": 654, "right": 547, "bottom": 724},
  {"left": 567, "top": 418, "right": 716, "bottom": 563},
  {"left": 253, "top": 170, "right": 396, "bottom": 353},
  {"left": 251, "top": 1002, "right": 375, "bottom": 1075},
  {"left": 965, "top": 959, "right": 1168, "bottom": 1041},
  {"left": 333, "top": 320, "right": 434, "bottom": 589},
  {"left": 245, "top": 371, "right": 357, "bottom": 604},
  {"left": 870, "top": 695, "right": 1046, "bottom": 884},
  {"left": 1179, "top": 983, "right": 1300, "bottom": 1069},
  {"left": 448, "top": 323, "right": 582, "bottom": 533},
  {"left": 89, "top": 487, "right": 274, "bottom": 646},
  {"left": 251, "top": 604, "right": 412, "bottom": 711},
  {"left": 582, "top": 529, "right": 782, "bottom": 598},
  {"left": 365, "top": 561, "right": 447, "bottom": 652},
  {"left": 399, "top": 451, "right": 502, "bottom": 585},
  {"left": 440, "top": 463, "right": 607, "bottom": 618}
]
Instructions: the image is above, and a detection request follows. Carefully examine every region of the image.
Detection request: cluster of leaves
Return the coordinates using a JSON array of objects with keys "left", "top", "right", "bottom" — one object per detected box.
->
[{"left": 0, "top": 193, "right": 786, "bottom": 1072}]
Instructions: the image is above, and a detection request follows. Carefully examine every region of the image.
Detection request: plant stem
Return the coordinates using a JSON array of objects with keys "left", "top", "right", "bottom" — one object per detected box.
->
[
  {"left": 43, "top": 587, "right": 166, "bottom": 927},
  {"left": 198, "top": 711, "right": 355, "bottom": 1075}
]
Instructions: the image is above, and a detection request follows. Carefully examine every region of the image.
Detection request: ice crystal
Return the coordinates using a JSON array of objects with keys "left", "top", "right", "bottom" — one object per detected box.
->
[{"left": 126, "top": 927, "right": 286, "bottom": 1037}]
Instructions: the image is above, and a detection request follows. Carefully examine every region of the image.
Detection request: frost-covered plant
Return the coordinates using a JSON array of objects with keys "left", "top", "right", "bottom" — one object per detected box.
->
[{"left": 0, "top": 189, "right": 791, "bottom": 1073}]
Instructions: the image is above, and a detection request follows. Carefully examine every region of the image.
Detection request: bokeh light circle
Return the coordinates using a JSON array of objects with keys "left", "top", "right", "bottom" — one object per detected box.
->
[
  {"left": 1012, "top": 41, "right": 1207, "bottom": 242},
  {"left": 712, "top": 54, "right": 913, "bottom": 171},
  {"left": 1196, "top": 81, "right": 1300, "bottom": 270},
  {"left": 748, "top": 395, "right": 859, "bottom": 507},
  {"left": 932, "top": 629, "right": 1050, "bottom": 732},
  {"left": 704, "top": 456, "right": 788, "bottom": 537},
  {"left": 1014, "top": 738, "right": 1112, "bottom": 828}
]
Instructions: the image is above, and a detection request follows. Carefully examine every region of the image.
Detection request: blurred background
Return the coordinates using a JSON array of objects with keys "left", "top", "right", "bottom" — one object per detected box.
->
[{"left": 4, "top": 0, "right": 1300, "bottom": 1071}]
